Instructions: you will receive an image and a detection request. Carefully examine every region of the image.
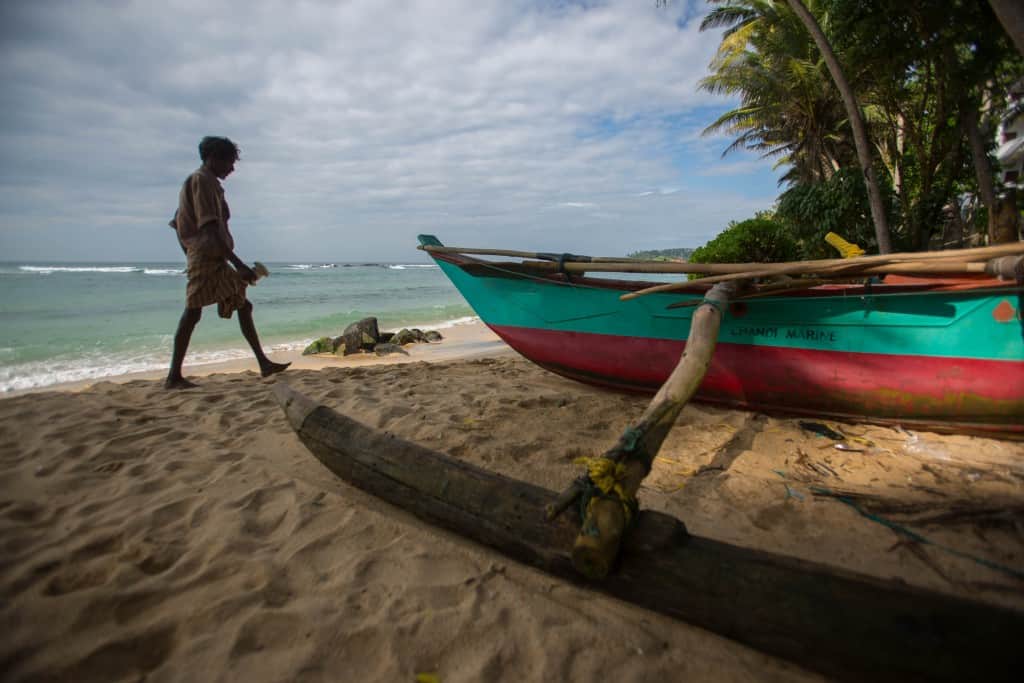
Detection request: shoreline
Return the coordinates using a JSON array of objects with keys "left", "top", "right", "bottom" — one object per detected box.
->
[{"left": 0, "top": 319, "right": 510, "bottom": 398}]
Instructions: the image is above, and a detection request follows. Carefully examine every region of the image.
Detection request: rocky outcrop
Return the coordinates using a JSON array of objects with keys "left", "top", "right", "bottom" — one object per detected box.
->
[
  {"left": 303, "top": 317, "right": 444, "bottom": 357},
  {"left": 301, "top": 337, "right": 337, "bottom": 355},
  {"left": 390, "top": 328, "right": 418, "bottom": 345},
  {"left": 372, "top": 343, "right": 409, "bottom": 356},
  {"left": 338, "top": 317, "right": 382, "bottom": 356}
]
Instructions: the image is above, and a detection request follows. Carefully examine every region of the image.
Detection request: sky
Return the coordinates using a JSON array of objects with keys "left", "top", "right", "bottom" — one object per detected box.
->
[{"left": 0, "top": 0, "right": 782, "bottom": 264}]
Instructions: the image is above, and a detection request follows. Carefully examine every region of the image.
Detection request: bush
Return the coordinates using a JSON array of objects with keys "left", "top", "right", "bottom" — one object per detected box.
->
[
  {"left": 688, "top": 216, "right": 801, "bottom": 278},
  {"left": 776, "top": 167, "right": 897, "bottom": 258}
]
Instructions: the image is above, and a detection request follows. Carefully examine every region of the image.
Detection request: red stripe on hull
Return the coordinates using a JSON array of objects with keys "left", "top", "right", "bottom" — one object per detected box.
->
[{"left": 489, "top": 324, "right": 1024, "bottom": 435}]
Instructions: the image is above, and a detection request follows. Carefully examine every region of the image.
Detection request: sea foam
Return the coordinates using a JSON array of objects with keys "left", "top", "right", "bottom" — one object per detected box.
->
[{"left": 19, "top": 265, "right": 144, "bottom": 274}]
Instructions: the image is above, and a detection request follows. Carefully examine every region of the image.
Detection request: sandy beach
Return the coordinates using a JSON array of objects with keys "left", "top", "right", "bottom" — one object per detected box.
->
[{"left": 2, "top": 321, "right": 1022, "bottom": 682}]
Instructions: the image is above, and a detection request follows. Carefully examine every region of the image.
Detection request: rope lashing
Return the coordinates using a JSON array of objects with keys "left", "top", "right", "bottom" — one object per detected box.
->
[
  {"left": 700, "top": 296, "right": 725, "bottom": 315},
  {"left": 573, "top": 456, "right": 639, "bottom": 533},
  {"left": 700, "top": 281, "right": 734, "bottom": 315}
]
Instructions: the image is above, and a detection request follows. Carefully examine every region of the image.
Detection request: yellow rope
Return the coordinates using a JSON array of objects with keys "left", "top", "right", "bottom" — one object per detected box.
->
[{"left": 574, "top": 456, "right": 637, "bottom": 526}]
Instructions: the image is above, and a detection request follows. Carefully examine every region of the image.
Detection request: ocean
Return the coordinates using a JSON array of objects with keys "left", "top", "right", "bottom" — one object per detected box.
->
[{"left": 0, "top": 261, "right": 476, "bottom": 392}]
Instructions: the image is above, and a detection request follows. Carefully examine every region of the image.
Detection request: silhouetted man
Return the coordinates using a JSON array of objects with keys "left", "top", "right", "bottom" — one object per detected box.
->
[{"left": 165, "top": 136, "right": 289, "bottom": 389}]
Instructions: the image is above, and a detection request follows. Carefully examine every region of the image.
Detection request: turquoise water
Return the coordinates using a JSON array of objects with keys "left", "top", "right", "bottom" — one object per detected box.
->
[{"left": 0, "top": 261, "right": 474, "bottom": 392}]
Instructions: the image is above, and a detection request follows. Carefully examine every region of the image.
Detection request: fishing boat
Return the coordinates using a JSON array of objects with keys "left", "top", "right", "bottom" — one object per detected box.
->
[{"left": 418, "top": 235, "right": 1024, "bottom": 436}]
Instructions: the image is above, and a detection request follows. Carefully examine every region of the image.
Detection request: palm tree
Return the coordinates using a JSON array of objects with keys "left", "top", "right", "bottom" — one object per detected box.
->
[
  {"left": 698, "top": 0, "right": 1019, "bottom": 251},
  {"left": 783, "top": 0, "right": 892, "bottom": 252},
  {"left": 699, "top": 0, "right": 855, "bottom": 185},
  {"left": 823, "top": 0, "right": 1022, "bottom": 247}
]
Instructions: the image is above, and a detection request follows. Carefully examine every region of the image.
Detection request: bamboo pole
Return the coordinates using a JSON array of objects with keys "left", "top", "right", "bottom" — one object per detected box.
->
[
  {"left": 568, "top": 282, "right": 737, "bottom": 579},
  {"left": 456, "top": 257, "right": 993, "bottom": 280},
  {"left": 418, "top": 244, "right": 654, "bottom": 263},
  {"left": 423, "top": 241, "right": 1024, "bottom": 279},
  {"left": 620, "top": 259, "right": 997, "bottom": 301}
]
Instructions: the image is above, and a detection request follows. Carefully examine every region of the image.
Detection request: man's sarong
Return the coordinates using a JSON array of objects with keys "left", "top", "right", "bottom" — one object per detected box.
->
[{"left": 185, "top": 247, "right": 247, "bottom": 318}]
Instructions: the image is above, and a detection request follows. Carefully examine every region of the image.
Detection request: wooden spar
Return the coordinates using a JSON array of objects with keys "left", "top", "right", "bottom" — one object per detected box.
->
[
  {"left": 665, "top": 278, "right": 834, "bottom": 307},
  {"left": 271, "top": 382, "right": 1024, "bottom": 683},
  {"left": 618, "top": 258, "right": 1006, "bottom": 300},
  {"left": 416, "top": 244, "right": 654, "bottom": 263},
  {"left": 474, "top": 258, "right": 989, "bottom": 278},
  {"left": 569, "top": 282, "right": 736, "bottom": 579},
  {"left": 422, "top": 241, "right": 1024, "bottom": 278}
]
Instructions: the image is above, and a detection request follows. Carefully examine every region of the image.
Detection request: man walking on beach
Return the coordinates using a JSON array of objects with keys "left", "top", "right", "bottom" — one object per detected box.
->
[{"left": 165, "top": 136, "right": 289, "bottom": 389}]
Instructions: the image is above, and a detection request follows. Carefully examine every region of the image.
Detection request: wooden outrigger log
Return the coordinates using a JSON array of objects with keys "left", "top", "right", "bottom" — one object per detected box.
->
[{"left": 273, "top": 382, "right": 1024, "bottom": 683}]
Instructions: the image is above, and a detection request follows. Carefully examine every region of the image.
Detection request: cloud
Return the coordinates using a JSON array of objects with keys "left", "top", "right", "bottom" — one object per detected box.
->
[
  {"left": 698, "top": 159, "right": 778, "bottom": 177},
  {"left": 0, "top": 0, "right": 779, "bottom": 261}
]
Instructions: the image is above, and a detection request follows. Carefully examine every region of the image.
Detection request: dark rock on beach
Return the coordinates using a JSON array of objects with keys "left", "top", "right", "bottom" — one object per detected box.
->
[
  {"left": 391, "top": 328, "right": 418, "bottom": 345},
  {"left": 390, "top": 328, "right": 443, "bottom": 344},
  {"left": 339, "top": 317, "right": 381, "bottom": 355},
  {"left": 373, "top": 343, "right": 409, "bottom": 356},
  {"left": 304, "top": 317, "right": 444, "bottom": 357},
  {"left": 301, "top": 336, "right": 337, "bottom": 355}
]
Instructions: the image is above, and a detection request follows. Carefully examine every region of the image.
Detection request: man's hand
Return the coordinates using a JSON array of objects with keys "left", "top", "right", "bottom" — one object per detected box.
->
[{"left": 237, "top": 264, "right": 257, "bottom": 284}]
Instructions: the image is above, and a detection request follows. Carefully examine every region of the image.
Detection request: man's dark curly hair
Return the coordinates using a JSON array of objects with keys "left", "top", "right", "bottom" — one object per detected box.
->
[{"left": 198, "top": 136, "right": 240, "bottom": 162}]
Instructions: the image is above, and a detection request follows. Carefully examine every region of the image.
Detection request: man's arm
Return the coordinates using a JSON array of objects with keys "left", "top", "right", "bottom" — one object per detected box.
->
[{"left": 201, "top": 220, "right": 256, "bottom": 283}]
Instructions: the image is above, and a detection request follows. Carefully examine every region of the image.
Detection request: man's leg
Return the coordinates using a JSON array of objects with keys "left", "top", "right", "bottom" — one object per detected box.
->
[
  {"left": 237, "top": 300, "right": 290, "bottom": 377},
  {"left": 165, "top": 307, "right": 202, "bottom": 389}
]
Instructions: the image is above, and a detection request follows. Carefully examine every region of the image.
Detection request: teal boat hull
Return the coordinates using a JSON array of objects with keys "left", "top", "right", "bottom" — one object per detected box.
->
[{"left": 421, "top": 236, "right": 1024, "bottom": 436}]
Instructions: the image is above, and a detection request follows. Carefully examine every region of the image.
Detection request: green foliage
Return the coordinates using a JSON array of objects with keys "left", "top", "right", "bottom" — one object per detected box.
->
[
  {"left": 776, "top": 166, "right": 899, "bottom": 258},
  {"left": 626, "top": 247, "right": 694, "bottom": 260},
  {"left": 699, "top": 0, "right": 856, "bottom": 185},
  {"left": 699, "top": 0, "right": 1024, "bottom": 251},
  {"left": 688, "top": 217, "right": 800, "bottom": 278}
]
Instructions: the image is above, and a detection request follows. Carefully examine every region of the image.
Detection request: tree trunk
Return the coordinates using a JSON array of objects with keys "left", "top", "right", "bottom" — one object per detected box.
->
[
  {"left": 785, "top": 0, "right": 893, "bottom": 253},
  {"left": 992, "top": 187, "right": 1022, "bottom": 244},
  {"left": 989, "top": 0, "right": 1024, "bottom": 56},
  {"left": 962, "top": 105, "right": 1000, "bottom": 243}
]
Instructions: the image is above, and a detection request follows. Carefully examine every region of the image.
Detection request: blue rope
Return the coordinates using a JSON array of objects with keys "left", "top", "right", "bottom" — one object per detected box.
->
[
  {"left": 700, "top": 296, "right": 725, "bottom": 315},
  {"left": 810, "top": 485, "right": 1024, "bottom": 582}
]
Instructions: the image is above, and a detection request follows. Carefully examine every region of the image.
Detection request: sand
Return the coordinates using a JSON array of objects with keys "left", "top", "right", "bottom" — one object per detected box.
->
[{"left": 1, "top": 321, "right": 1022, "bottom": 682}]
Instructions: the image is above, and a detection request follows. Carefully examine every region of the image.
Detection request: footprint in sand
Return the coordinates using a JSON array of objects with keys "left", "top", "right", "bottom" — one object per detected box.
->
[
  {"left": 230, "top": 482, "right": 298, "bottom": 538},
  {"left": 229, "top": 611, "right": 309, "bottom": 658},
  {"left": 43, "top": 563, "right": 113, "bottom": 596},
  {"left": 70, "top": 533, "right": 124, "bottom": 563},
  {"left": 4, "top": 501, "right": 49, "bottom": 524},
  {"left": 136, "top": 541, "right": 187, "bottom": 576},
  {"left": 53, "top": 625, "right": 177, "bottom": 682}
]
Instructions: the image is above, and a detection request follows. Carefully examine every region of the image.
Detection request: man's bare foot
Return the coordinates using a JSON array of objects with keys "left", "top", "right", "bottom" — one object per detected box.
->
[
  {"left": 260, "top": 361, "right": 291, "bottom": 378},
  {"left": 165, "top": 376, "right": 199, "bottom": 390}
]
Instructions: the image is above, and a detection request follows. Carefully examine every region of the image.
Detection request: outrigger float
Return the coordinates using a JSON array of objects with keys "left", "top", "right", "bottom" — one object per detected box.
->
[
  {"left": 274, "top": 383, "right": 1023, "bottom": 683},
  {"left": 277, "top": 238, "right": 1024, "bottom": 681}
]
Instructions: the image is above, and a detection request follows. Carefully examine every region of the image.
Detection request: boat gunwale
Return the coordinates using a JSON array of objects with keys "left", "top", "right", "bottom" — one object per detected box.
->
[{"left": 430, "top": 249, "right": 1024, "bottom": 300}]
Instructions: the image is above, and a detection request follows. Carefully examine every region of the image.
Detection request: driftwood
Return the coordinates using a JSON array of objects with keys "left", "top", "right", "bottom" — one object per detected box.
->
[{"left": 273, "top": 383, "right": 1024, "bottom": 683}]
